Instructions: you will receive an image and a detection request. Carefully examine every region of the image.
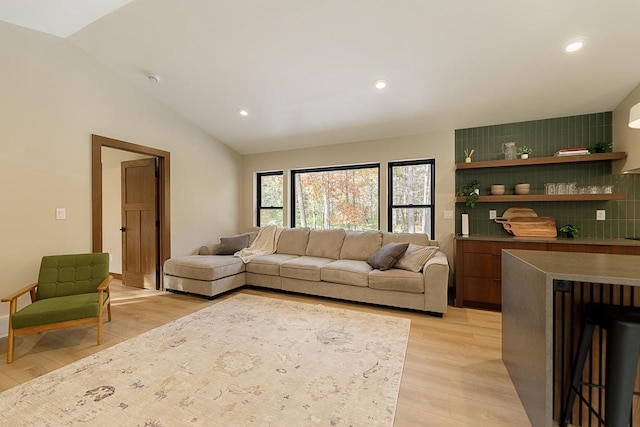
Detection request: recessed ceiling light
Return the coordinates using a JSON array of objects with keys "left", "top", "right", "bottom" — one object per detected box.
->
[
  {"left": 374, "top": 79, "right": 388, "bottom": 89},
  {"left": 147, "top": 73, "right": 161, "bottom": 83},
  {"left": 238, "top": 109, "right": 249, "bottom": 116},
  {"left": 563, "top": 37, "right": 588, "bottom": 54}
]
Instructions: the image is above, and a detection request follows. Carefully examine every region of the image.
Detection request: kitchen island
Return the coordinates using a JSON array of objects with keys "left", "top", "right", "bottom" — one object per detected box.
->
[{"left": 501, "top": 249, "right": 640, "bottom": 427}]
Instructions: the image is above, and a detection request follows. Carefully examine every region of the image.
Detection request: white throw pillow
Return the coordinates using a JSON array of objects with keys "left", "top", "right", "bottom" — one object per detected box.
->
[{"left": 395, "top": 244, "right": 439, "bottom": 272}]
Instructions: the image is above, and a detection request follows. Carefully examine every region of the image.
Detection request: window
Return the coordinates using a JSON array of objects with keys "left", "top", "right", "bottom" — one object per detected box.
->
[
  {"left": 388, "top": 159, "right": 435, "bottom": 237},
  {"left": 291, "top": 164, "right": 379, "bottom": 230},
  {"left": 257, "top": 171, "right": 283, "bottom": 226}
]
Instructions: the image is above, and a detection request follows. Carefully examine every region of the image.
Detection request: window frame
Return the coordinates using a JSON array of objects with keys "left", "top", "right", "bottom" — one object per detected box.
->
[
  {"left": 387, "top": 158, "right": 436, "bottom": 236},
  {"left": 256, "top": 171, "right": 284, "bottom": 227},
  {"left": 290, "top": 163, "right": 380, "bottom": 230}
]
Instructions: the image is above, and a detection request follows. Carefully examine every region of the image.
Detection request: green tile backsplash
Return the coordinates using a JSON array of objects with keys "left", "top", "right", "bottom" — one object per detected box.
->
[{"left": 455, "top": 112, "right": 640, "bottom": 238}]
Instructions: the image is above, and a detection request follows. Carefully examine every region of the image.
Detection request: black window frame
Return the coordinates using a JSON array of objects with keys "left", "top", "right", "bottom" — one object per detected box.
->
[
  {"left": 388, "top": 158, "right": 436, "bottom": 236},
  {"left": 290, "top": 163, "right": 380, "bottom": 230},
  {"left": 256, "top": 171, "right": 284, "bottom": 227}
]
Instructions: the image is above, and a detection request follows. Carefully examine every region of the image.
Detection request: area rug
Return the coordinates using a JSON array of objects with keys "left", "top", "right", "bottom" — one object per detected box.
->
[{"left": 0, "top": 294, "right": 410, "bottom": 426}]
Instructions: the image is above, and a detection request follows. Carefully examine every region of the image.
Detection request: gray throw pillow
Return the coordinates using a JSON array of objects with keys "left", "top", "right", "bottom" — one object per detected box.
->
[
  {"left": 213, "top": 234, "right": 250, "bottom": 255},
  {"left": 367, "top": 242, "right": 409, "bottom": 271}
]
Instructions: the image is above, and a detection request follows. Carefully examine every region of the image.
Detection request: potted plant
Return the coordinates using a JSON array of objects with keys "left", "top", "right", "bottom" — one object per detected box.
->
[
  {"left": 456, "top": 180, "right": 480, "bottom": 208},
  {"left": 517, "top": 145, "right": 533, "bottom": 159},
  {"left": 559, "top": 224, "right": 580, "bottom": 238},
  {"left": 589, "top": 141, "right": 612, "bottom": 153}
]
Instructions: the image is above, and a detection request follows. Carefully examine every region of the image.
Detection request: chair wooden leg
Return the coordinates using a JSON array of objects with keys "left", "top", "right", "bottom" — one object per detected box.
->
[
  {"left": 107, "top": 301, "right": 112, "bottom": 322},
  {"left": 7, "top": 324, "right": 14, "bottom": 364},
  {"left": 97, "top": 316, "right": 102, "bottom": 345}
]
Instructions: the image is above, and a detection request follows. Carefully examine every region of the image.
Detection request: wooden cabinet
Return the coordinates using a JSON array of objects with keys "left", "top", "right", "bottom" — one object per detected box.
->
[{"left": 454, "top": 237, "right": 640, "bottom": 310}]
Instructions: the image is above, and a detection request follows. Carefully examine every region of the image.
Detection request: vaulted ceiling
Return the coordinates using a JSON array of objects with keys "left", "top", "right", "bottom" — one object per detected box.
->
[{"left": 2, "top": 0, "right": 640, "bottom": 154}]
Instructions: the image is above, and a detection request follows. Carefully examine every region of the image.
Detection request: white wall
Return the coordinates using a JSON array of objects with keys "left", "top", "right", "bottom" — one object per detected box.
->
[
  {"left": 0, "top": 22, "right": 243, "bottom": 325},
  {"left": 102, "top": 148, "right": 153, "bottom": 274},
  {"left": 241, "top": 132, "right": 456, "bottom": 262}
]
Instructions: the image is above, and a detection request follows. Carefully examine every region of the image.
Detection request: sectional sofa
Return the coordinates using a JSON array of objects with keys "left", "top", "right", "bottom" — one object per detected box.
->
[{"left": 163, "top": 228, "right": 450, "bottom": 316}]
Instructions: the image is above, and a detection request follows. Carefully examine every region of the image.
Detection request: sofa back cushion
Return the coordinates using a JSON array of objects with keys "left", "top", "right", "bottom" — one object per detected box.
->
[
  {"left": 277, "top": 227, "right": 310, "bottom": 255},
  {"left": 382, "top": 232, "right": 436, "bottom": 247},
  {"left": 340, "top": 230, "right": 383, "bottom": 261},
  {"left": 305, "top": 229, "right": 346, "bottom": 259}
]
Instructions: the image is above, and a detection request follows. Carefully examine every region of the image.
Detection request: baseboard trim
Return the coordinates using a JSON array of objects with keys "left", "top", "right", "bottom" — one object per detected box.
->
[
  {"left": 0, "top": 315, "right": 8, "bottom": 339},
  {"left": 110, "top": 272, "right": 122, "bottom": 280}
]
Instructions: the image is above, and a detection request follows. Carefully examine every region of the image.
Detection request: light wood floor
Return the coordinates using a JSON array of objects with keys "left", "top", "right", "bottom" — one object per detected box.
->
[{"left": 0, "top": 283, "right": 531, "bottom": 426}]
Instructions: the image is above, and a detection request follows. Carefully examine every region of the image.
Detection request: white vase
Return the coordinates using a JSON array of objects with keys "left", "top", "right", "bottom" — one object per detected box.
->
[{"left": 521, "top": 153, "right": 529, "bottom": 159}]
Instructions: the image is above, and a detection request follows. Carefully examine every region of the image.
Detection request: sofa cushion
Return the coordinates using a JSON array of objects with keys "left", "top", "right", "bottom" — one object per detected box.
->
[
  {"left": 340, "top": 230, "right": 383, "bottom": 261},
  {"left": 321, "top": 260, "right": 372, "bottom": 287},
  {"left": 280, "top": 256, "right": 334, "bottom": 281},
  {"left": 246, "top": 253, "right": 299, "bottom": 276},
  {"left": 305, "top": 229, "right": 346, "bottom": 259},
  {"left": 369, "top": 269, "right": 424, "bottom": 293},
  {"left": 382, "top": 232, "right": 430, "bottom": 247},
  {"left": 395, "top": 244, "right": 439, "bottom": 273},
  {"left": 277, "top": 228, "right": 310, "bottom": 255},
  {"left": 367, "top": 242, "right": 409, "bottom": 271},
  {"left": 164, "top": 255, "right": 245, "bottom": 281},
  {"left": 213, "top": 234, "right": 250, "bottom": 255}
]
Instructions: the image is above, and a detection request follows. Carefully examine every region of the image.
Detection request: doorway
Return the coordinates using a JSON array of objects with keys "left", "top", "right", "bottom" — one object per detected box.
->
[{"left": 91, "top": 134, "right": 171, "bottom": 290}]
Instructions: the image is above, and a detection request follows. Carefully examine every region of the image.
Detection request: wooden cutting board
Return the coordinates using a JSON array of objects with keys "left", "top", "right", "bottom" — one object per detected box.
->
[
  {"left": 494, "top": 206, "right": 538, "bottom": 223},
  {"left": 502, "top": 216, "right": 557, "bottom": 237}
]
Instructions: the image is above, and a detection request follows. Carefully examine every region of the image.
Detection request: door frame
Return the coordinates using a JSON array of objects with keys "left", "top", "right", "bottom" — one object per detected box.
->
[{"left": 91, "top": 134, "right": 171, "bottom": 289}]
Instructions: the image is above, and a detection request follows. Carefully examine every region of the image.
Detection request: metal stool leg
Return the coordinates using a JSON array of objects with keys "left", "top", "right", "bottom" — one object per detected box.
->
[
  {"left": 561, "top": 319, "right": 596, "bottom": 427},
  {"left": 604, "top": 321, "right": 640, "bottom": 427}
]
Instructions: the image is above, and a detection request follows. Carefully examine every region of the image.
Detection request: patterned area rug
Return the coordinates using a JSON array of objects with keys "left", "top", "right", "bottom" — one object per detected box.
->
[{"left": 0, "top": 294, "right": 410, "bottom": 426}]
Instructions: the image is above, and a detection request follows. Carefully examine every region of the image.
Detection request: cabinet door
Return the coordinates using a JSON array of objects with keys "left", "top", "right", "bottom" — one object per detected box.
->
[
  {"left": 463, "top": 277, "right": 501, "bottom": 309},
  {"left": 463, "top": 252, "right": 500, "bottom": 279}
]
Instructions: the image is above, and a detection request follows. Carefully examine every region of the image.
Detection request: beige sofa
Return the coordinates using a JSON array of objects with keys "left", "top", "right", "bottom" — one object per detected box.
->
[{"left": 163, "top": 228, "right": 450, "bottom": 316}]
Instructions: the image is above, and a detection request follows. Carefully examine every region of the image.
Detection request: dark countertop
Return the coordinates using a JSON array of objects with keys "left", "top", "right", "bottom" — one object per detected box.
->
[{"left": 452, "top": 233, "right": 640, "bottom": 247}]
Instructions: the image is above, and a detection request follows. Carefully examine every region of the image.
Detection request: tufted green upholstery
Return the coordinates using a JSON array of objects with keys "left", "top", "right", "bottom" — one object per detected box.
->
[{"left": 36, "top": 253, "right": 110, "bottom": 300}]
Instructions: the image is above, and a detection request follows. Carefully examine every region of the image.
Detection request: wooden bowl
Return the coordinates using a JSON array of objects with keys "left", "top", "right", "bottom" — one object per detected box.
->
[
  {"left": 515, "top": 183, "right": 530, "bottom": 195},
  {"left": 491, "top": 185, "right": 505, "bottom": 195}
]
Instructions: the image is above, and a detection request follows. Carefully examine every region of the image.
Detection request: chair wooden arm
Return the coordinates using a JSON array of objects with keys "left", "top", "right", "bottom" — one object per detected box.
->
[
  {"left": 1, "top": 283, "right": 37, "bottom": 303},
  {"left": 97, "top": 275, "right": 113, "bottom": 292}
]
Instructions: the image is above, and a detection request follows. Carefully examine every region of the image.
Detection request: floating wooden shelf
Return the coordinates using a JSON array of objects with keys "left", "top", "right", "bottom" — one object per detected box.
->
[
  {"left": 455, "top": 152, "right": 626, "bottom": 170},
  {"left": 455, "top": 193, "right": 626, "bottom": 203}
]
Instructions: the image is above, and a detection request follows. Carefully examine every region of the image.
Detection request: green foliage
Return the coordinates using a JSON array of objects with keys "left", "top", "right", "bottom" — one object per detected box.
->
[
  {"left": 516, "top": 145, "right": 533, "bottom": 155},
  {"left": 589, "top": 141, "right": 612, "bottom": 153},
  {"left": 559, "top": 224, "right": 580, "bottom": 238},
  {"left": 456, "top": 180, "right": 480, "bottom": 208}
]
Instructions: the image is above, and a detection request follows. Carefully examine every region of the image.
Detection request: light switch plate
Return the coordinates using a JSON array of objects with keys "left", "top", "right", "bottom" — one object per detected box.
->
[
  {"left": 596, "top": 210, "right": 606, "bottom": 221},
  {"left": 55, "top": 208, "right": 66, "bottom": 220},
  {"left": 443, "top": 210, "right": 453, "bottom": 219},
  {"left": 489, "top": 209, "right": 497, "bottom": 219}
]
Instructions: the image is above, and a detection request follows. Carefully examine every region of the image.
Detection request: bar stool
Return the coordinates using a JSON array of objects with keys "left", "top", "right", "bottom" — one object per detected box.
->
[{"left": 560, "top": 303, "right": 640, "bottom": 427}]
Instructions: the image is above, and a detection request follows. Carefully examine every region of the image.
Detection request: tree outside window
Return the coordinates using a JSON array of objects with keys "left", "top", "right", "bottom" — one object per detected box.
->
[
  {"left": 257, "top": 171, "right": 283, "bottom": 226},
  {"left": 291, "top": 164, "right": 379, "bottom": 230},
  {"left": 388, "top": 159, "right": 435, "bottom": 237}
]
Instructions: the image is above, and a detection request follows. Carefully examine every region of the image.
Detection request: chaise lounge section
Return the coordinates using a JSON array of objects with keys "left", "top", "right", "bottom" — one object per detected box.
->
[{"left": 163, "top": 228, "right": 450, "bottom": 316}]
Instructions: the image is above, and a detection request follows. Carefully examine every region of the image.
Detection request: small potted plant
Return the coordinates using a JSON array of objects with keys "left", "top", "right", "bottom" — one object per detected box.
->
[
  {"left": 559, "top": 224, "right": 580, "bottom": 238},
  {"left": 589, "top": 141, "right": 612, "bottom": 153},
  {"left": 517, "top": 145, "right": 533, "bottom": 159},
  {"left": 456, "top": 180, "right": 480, "bottom": 208}
]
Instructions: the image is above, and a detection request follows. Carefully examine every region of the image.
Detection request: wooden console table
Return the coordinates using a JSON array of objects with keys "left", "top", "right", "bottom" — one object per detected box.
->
[{"left": 454, "top": 235, "right": 640, "bottom": 310}]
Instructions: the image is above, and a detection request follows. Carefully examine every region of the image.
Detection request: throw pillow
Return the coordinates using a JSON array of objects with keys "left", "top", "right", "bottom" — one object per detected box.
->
[
  {"left": 367, "top": 242, "right": 409, "bottom": 271},
  {"left": 395, "top": 244, "right": 439, "bottom": 272},
  {"left": 213, "top": 234, "right": 250, "bottom": 255}
]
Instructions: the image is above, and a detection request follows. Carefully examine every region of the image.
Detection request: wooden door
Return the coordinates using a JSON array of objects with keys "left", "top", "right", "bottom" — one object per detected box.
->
[{"left": 121, "top": 158, "right": 158, "bottom": 289}]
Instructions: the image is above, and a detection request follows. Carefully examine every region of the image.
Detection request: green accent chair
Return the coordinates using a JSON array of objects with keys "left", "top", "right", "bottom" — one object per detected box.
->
[{"left": 1, "top": 253, "right": 113, "bottom": 363}]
